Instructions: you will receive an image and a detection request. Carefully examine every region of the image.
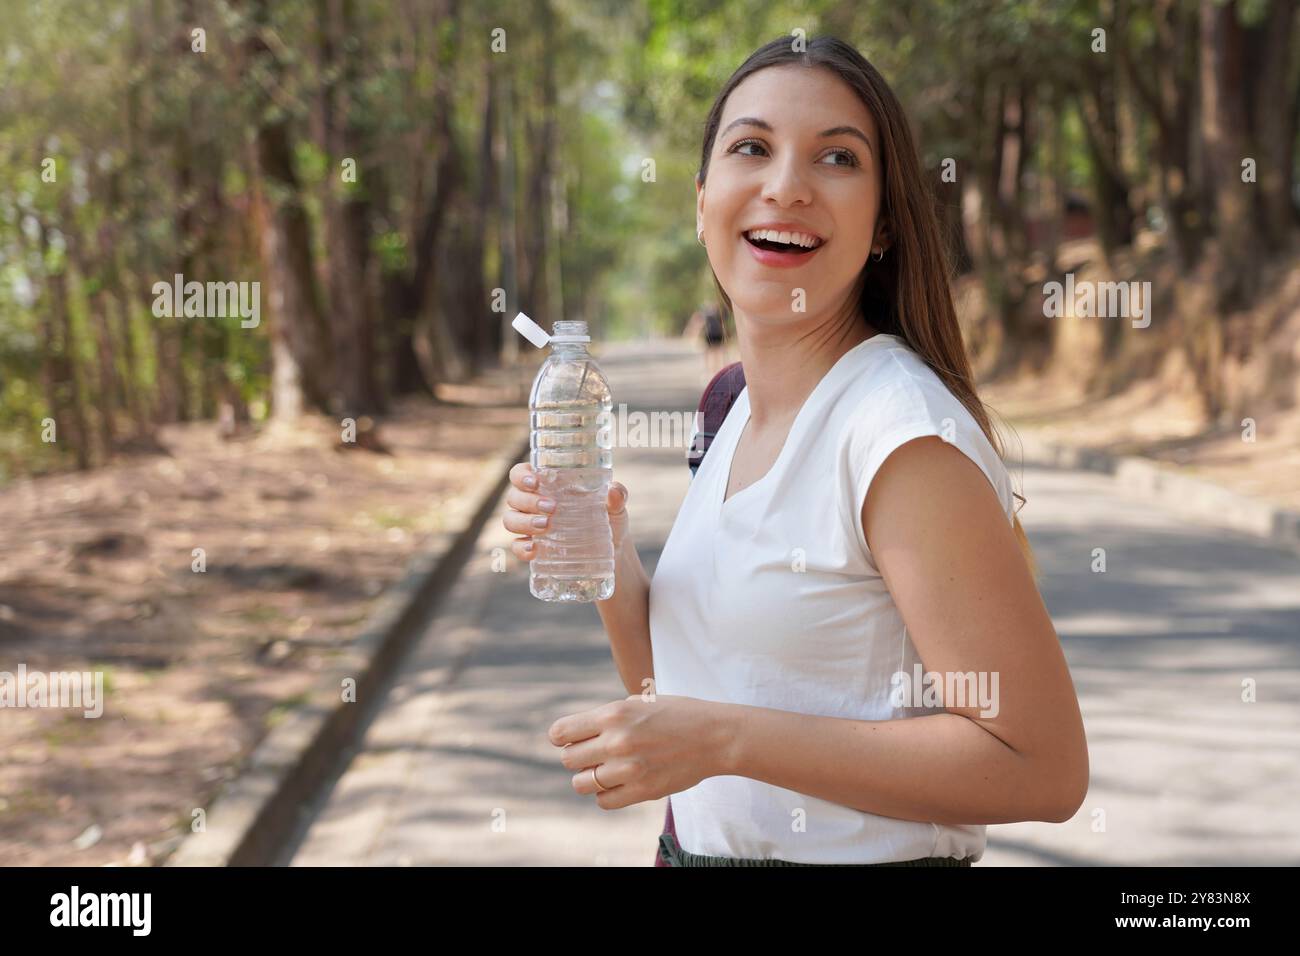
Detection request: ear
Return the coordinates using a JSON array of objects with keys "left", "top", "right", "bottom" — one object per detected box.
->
[
  {"left": 695, "top": 177, "right": 705, "bottom": 236},
  {"left": 873, "top": 216, "right": 892, "bottom": 254}
]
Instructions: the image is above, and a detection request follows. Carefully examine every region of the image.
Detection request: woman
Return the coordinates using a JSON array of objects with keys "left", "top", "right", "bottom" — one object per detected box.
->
[
  {"left": 700, "top": 301, "right": 728, "bottom": 381},
  {"left": 502, "top": 35, "right": 1088, "bottom": 866}
]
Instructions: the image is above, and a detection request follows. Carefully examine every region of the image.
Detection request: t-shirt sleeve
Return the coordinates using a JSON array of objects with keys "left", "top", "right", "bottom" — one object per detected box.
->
[{"left": 841, "top": 367, "right": 1016, "bottom": 567}]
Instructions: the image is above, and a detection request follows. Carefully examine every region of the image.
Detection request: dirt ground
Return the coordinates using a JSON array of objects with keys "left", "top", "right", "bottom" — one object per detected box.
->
[
  {"left": 0, "top": 377, "right": 530, "bottom": 866},
  {"left": 983, "top": 373, "right": 1300, "bottom": 513},
  {"left": 973, "top": 240, "right": 1300, "bottom": 513}
]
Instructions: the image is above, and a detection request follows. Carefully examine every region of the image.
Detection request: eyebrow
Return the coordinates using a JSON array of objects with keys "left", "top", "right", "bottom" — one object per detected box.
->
[{"left": 720, "top": 117, "right": 873, "bottom": 154}]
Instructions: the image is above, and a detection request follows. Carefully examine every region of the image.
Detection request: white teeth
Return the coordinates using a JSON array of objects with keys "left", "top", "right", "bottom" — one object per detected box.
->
[{"left": 746, "top": 228, "right": 822, "bottom": 249}]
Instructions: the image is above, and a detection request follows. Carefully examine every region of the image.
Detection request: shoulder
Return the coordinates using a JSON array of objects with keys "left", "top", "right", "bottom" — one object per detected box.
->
[
  {"left": 837, "top": 340, "right": 980, "bottom": 456},
  {"left": 838, "top": 338, "right": 961, "bottom": 420},
  {"left": 836, "top": 340, "right": 1015, "bottom": 532}
]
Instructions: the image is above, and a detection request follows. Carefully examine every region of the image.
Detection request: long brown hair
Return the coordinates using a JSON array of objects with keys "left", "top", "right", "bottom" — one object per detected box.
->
[{"left": 696, "top": 35, "right": 1035, "bottom": 574}]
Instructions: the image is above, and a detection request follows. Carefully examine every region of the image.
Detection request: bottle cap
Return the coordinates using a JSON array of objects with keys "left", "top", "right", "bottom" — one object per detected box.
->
[{"left": 513, "top": 312, "right": 551, "bottom": 348}]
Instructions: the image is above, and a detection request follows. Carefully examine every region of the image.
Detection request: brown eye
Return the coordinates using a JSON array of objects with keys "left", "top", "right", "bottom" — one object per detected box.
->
[
  {"left": 819, "top": 148, "right": 858, "bottom": 167},
  {"left": 729, "top": 138, "right": 767, "bottom": 157}
]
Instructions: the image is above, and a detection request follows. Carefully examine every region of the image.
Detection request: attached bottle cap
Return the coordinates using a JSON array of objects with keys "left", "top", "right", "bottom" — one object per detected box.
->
[{"left": 513, "top": 312, "right": 551, "bottom": 349}]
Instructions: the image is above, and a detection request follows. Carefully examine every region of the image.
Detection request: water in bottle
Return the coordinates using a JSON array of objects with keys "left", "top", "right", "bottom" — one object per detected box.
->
[{"left": 514, "top": 315, "right": 615, "bottom": 602}]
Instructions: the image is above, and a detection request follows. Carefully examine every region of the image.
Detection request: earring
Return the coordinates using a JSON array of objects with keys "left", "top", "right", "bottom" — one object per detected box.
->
[
  {"left": 697, "top": 229, "right": 706, "bottom": 247},
  {"left": 871, "top": 247, "right": 884, "bottom": 261}
]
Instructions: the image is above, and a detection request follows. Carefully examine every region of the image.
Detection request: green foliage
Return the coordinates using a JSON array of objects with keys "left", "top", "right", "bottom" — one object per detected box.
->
[{"left": 0, "top": 0, "right": 1291, "bottom": 479}]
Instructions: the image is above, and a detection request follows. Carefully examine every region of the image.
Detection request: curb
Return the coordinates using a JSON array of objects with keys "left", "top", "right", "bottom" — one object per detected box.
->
[
  {"left": 166, "top": 425, "right": 531, "bottom": 866},
  {"left": 1013, "top": 431, "right": 1300, "bottom": 553}
]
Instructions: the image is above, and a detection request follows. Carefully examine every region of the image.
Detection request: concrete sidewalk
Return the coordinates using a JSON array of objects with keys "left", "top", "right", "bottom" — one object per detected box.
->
[
  {"left": 288, "top": 341, "right": 708, "bottom": 865},
  {"left": 979, "top": 465, "right": 1300, "bottom": 865},
  {"left": 289, "top": 339, "right": 1300, "bottom": 866}
]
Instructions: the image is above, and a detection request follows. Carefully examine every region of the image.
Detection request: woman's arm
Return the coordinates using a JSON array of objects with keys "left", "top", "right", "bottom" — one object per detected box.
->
[
  {"left": 596, "top": 534, "right": 655, "bottom": 698},
  {"left": 713, "top": 435, "right": 1089, "bottom": 824}
]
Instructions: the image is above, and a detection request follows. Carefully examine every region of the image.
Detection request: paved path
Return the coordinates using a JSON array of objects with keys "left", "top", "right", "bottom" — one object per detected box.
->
[{"left": 289, "top": 339, "right": 1300, "bottom": 866}]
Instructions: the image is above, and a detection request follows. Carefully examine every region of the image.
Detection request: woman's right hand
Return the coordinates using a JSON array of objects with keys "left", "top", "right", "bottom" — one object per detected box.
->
[{"left": 504, "top": 462, "right": 631, "bottom": 563}]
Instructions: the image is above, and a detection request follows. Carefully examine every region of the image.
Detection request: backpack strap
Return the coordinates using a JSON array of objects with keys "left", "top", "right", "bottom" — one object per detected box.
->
[{"left": 686, "top": 361, "right": 746, "bottom": 476}]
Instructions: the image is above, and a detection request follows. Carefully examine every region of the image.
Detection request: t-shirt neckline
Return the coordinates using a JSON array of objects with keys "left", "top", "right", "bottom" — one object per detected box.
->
[{"left": 717, "top": 332, "right": 898, "bottom": 516}]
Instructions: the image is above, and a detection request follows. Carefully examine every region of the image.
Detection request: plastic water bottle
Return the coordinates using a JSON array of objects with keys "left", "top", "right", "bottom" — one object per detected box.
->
[{"left": 512, "top": 314, "right": 615, "bottom": 602}]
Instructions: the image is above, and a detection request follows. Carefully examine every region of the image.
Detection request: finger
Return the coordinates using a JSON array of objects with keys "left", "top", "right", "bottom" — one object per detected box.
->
[
  {"left": 607, "top": 482, "right": 628, "bottom": 516},
  {"left": 572, "top": 761, "right": 632, "bottom": 795},
  {"left": 595, "top": 787, "right": 636, "bottom": 810},
  {"left": 549, "top": 704, "right": 614, "bottom": 747},
  {"left": 558, "top": 738, "right": 603, "bottom": 771},
  {"left": 503, "top": 509, "right": 550, "bottom": 535},
  {"left": 510, "top": 537, "right": 537, "bottom": 561},
  {"left": 509, "top": 461, "right": 539, "bottom": 491},
  {"left": 505, "top": 485, "right": 557, "bottom": 515}
]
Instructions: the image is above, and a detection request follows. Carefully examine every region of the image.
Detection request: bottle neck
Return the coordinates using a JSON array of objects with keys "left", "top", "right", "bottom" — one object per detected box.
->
[{"left": 552, "top": 321, "right": 588, "bottom": 339}]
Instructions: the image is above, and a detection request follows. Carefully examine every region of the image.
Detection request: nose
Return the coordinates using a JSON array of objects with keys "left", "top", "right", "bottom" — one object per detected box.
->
[{"left": 760, "top": 149, "right": 812, "bottom": 207}]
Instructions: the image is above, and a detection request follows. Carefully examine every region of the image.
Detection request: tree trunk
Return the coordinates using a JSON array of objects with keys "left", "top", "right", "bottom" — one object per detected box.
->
[
  {"left": 1200, "top": 0, "right": 1258, "bottom": 308},
  {"left": 1079, "top": 61, "right": 1136, "bottom": 258},
  {"left": 1246, "top": 0, "right": 1296, "bottom": 251},
  {"left": 390, "top": 0, "right": 465, "bottom": 397},
  {"left": 318, "top": 0, "right": 382, "bottom": 415},
  {"left": 497, "top": 62, "right": 521, "bottom": 367},
  {"left": 1118, "top": 0, "right": 1205, "bottom": 267},
  {"left": 523, "top": 0, "right": 559, "bottom": 332},
  {"left": 245, "top": 0, "right": 335, "bottom": 418},
  {"left": 474, "top": 55, "right": 502, "bottom": 366},
  {"left": 37, "top": 217, "right": 91, "bottom": 469},
  {"left": 110, "top": 284, "right": 154, "bottom": 439},
  {"left": 79, "top": 233, "right": 120, "bottom": 455}
]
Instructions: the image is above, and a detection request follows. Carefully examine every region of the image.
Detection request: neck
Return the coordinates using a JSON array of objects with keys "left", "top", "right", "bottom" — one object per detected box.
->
[{"left": 734, "top": 300, "right": 878, "bottom": 429}]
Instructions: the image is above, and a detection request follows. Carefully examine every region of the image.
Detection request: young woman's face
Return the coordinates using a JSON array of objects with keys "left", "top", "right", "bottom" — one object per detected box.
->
[{"left": 697, "top": 64, "right": 885, "bottom": 325}]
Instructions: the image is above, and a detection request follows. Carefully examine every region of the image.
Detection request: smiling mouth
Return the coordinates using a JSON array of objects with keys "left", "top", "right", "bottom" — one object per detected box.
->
[{"left": 742, "top": 231, "right": 825, "bottom": 254}]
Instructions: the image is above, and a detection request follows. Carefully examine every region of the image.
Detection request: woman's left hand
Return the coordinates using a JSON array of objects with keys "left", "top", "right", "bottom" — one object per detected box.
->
[{"left": 549, "top": 694, "right": 735, "bottom": 810}]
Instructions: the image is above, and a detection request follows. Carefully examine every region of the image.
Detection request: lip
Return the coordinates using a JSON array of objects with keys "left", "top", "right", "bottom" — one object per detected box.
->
[{"left": 741, "top": 223, "right": 826, "bottom": 269}]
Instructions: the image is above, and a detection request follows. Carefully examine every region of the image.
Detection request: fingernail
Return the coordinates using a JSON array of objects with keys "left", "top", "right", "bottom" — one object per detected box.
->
[
  {"left": 523, "top": 541, "right": 535, "bottom": 551},
  {"left": 532, "top": 515, "right": 548, "bottom": 528},
  {"left": 523, "top": 475, "right": 537, "bottom": 489},
  {"left": 538, "top": 498, "right": 556, "bottom": 513}
]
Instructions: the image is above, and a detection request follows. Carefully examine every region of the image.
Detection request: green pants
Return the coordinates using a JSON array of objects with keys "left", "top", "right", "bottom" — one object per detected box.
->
[{"left": 657, "top": 831, "right": 972, "bottom": 867}]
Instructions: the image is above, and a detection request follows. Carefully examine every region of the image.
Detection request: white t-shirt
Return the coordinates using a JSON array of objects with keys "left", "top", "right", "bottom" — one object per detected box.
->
[{"left": 647, "top": 332, "right": 1017, "bottom": 864}]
